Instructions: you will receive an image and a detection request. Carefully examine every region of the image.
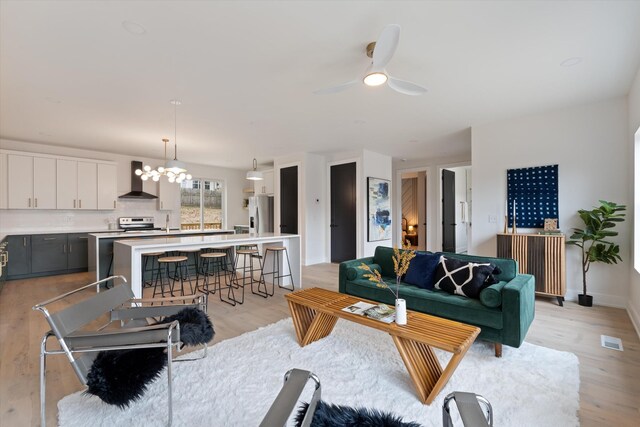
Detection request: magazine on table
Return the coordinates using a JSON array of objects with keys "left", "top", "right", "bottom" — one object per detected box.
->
[{"left": 341, "top": 302, "right": 396, "bottom": 323}]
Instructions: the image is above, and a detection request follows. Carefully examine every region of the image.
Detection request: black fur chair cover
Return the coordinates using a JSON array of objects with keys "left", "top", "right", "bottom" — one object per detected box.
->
[
  {"left": 295, "top": 401, "right": 422, "bottom": 427},
  {"left": 85, "top": 307, "right": 214, "bottom": 408}
]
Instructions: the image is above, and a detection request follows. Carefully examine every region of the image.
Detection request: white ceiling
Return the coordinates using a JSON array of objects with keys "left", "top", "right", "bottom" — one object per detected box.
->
[{"left": 2, "top": 0, "right": 640, "bottom": 170}]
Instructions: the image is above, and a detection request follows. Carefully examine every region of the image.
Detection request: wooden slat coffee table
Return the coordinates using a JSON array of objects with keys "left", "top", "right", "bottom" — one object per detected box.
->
[{"left": 285, "top": 288, "right": 480, "bottom": 404}]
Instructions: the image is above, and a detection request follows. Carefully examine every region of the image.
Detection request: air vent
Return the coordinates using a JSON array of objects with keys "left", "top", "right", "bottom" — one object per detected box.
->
[{"left": 600, "top": 335, "right": 623, "bottom": 351}]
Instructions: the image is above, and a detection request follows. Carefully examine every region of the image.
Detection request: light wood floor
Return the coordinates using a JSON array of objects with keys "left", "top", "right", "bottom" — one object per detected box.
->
[{"left": 1, "top": 263, "right": 639, "bottom": 426}]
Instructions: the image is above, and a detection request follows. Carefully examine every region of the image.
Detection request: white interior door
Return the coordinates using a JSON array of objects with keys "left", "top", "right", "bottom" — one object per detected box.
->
[
  {"left": 33, "top": 157, "right": 56, "bottom": 209},
  {"left": 7, "top": 154, "right": 33, "bottom": 209}
]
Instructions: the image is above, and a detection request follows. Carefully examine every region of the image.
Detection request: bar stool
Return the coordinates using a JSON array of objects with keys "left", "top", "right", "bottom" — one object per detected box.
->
[
  {"left": 199, "top": 252, "right": 236, "bottom": 306},
  {"left": 142, "top": 252, "right": 164, "bottom": 288},
  {"left": 258, "top": 246, "right": 295, "bottom": 296},
  {"left": 231, "top": 248, "right": 262, "bottom": 303},
  {"left": 180, "top": 248, "right": 201, "bottom": 286},
  {"left": 206, "top": 246, "right": 235, "bottom": 272},
  {"left": 153, "top": 255, "right": 193, "bottom": 298}
]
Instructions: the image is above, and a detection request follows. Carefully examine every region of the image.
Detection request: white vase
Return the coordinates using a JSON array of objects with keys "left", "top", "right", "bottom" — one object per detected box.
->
[{"left": 395, "top": 298, "right": 407, "bottom": 325}]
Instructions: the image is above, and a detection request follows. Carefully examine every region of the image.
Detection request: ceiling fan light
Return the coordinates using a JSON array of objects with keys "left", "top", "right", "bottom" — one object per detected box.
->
[{"left": 363, "top": 72, "right": 387, "bottom": 86}]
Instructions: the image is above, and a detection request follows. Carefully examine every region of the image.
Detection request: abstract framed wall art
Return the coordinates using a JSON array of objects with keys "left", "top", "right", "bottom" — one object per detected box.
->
[
  {"left": 367, "top": 177, "right": 391, "bottom": 241},
  {"left": 507, "top": 164, "right": 559, "bottom": 228}
]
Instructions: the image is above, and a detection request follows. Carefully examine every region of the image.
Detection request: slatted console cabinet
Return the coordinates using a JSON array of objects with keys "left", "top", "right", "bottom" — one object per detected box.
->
[{"left": 496, "top": 233, "right": 566, "bottom": 306}]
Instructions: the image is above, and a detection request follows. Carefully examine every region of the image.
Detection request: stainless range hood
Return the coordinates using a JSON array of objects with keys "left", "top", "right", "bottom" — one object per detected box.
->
[{"left": 119, "top": 161, "right": 158, "bottom": 199}]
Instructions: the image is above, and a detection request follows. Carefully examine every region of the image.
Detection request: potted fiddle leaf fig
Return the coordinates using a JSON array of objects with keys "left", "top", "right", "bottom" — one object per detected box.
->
[{"left": 567, "top": 200, "right": 626, "bottom": 307}]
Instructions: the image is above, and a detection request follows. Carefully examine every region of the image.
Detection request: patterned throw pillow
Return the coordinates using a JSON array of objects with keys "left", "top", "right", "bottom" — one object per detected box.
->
[{"left": 433, "top": 256, "right": 497, "bottom": 299}]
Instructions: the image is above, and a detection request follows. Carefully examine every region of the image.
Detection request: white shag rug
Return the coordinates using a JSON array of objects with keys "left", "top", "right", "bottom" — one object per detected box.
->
[{"left": 58, "top": 318, "right": 580, "bottom": 426}]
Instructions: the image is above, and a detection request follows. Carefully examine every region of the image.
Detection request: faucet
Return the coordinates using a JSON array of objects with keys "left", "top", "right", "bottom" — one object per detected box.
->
[{"left": 166, "top": 214, "right": 170, "bottom": 233}]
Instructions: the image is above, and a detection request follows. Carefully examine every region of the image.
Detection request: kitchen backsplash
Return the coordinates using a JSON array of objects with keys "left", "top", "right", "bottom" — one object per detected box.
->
[{"left": 0, "top": 199, "right": 181, "bottom": 235}]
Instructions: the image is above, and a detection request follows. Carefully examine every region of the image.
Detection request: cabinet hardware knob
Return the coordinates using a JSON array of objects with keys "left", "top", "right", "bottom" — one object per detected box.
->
[
  {"left": 23, "top": 237, "right": 27, "bottom": 246},
  {"left": 74, "top": 199, "right": 76, "bottom": 208},
  {"left": 35, "top": 198, "right": 38, "bottom": 208},
  {"left": 69, "top": 244, "right": 72, "bottom": 253},
  {"left": 113, "top": 200, "right": 116, "bottom": 208},
  {"left": 79, "top": 199, "right": 82, "bottom": 209},
  {"left": 63, "top": 244, "right": 67, "bottom": 253},
  {"left": 43, "top": 237, "right": 57, "bottom": 241},
  {"left": 28, "top": 198, "right": 31, "bottom": 208}
]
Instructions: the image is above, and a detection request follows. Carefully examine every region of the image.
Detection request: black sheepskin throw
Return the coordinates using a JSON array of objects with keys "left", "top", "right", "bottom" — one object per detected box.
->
[
  {"left": 295, "top": 401, "right": 423, "bottom": 427},
  {"left": 85, "top": 308, "right": 214, "bottom": 408},
  {"left": 156, "top": 307, "right": 215, "bottom": 346}
]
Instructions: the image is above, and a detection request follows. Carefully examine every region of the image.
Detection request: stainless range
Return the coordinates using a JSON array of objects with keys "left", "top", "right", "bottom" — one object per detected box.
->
[{"left": 118, "top": 217, "right": 162, "bottom": 232}]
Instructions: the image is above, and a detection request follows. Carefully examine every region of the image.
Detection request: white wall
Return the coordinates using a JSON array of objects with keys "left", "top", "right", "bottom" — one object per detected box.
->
[
  {"left": 362, "top": 150, "right": 392, "bottom": 257},
  {"left": 471, "top": 97, "right": 630, "bottom": 307},
  {"left": 628, "top": 67, "right": 640, "bottom": 336},
  {"left": 0, "top": 138, "right": 247, "bottom": 234}
]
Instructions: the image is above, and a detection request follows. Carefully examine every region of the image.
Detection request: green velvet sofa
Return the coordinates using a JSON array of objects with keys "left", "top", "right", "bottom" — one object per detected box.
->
[{"left": 338, "top": 246, "right": 535, "bottom": 357}]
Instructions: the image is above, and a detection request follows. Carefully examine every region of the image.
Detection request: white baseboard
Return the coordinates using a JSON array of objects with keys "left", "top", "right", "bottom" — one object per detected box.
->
[
  {"left": 303, "top": 256, "right": 328, "bottom": 266},
  {"left": 627, "top": 302, "right": 640, "bottom": 339},
  {"left": 564, "top": 289, "right": 627, "bottom": 308}
]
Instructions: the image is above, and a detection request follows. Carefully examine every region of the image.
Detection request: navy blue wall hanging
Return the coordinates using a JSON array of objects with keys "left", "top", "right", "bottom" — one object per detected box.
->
[{"left": 507, "top": 164, "right": 558, "bottom": 228}]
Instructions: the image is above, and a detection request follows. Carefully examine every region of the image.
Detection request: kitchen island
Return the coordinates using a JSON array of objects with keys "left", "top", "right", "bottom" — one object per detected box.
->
[
  {"left": 113, "top": 232, "right": 301, "bottom": 298},
  {"left": 88, "top": 229, "right": 235, "bottom": 282}
]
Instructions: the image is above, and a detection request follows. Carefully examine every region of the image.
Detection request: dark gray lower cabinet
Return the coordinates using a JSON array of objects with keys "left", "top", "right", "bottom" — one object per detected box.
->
[
  {"left": 68, "top": 233, "right": 89, "bottom": 270},
  {"left": 31, "top": 234, "right": 68, "bottom": 274},
  {"left": 6, "top": 233, "right": 89, "bottom": 280},
  {"left": 6, "top": 235, "right": 31, "bottom": 277}
]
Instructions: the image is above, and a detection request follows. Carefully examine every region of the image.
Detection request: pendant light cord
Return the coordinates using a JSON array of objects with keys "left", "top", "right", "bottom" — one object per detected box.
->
[{"left": 174, "top": 101, "right": 178, "bottom": 161}]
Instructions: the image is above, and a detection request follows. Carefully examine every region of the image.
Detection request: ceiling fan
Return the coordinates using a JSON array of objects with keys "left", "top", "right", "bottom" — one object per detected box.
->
[{"left": 314, "top": 24, "right": 428, "bottom": 96}]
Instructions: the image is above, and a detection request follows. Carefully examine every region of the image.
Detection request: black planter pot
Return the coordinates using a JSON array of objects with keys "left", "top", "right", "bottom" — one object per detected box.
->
[{"left": 578, "top": 294, "right": 593, "bottom": 307}]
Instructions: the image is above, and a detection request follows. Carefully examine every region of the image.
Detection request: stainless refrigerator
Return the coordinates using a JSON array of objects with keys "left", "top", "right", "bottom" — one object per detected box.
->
[{"left": 248, "top": 195, "right": 274, "bottom": 234}]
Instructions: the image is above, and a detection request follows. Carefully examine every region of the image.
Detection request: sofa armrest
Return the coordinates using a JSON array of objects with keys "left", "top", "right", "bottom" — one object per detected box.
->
[
  {"left": 339, "top": 257, "right": 374, "bottom": 294},
  {"left": 501, "top": 274, "right": 535, "bottom": 348}
]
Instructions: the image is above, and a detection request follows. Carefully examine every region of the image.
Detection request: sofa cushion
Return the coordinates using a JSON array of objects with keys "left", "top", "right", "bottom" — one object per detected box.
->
[
  {"left": 373, "top": 246, "right": 397, "bottom": 278},
  {"left": 404, "top": 253, "right": 440, "bottom": 289},
  {"left": 346, "top": 263, "right": 381, "bottom": 281},
  {"left": 442, "top": 252, "right": 517, "bottom": 282},
  {"left": 433, "top": 257, "right": 496, "bottom": 299},
  {"left": 479, "top": 281, "right": 507, "bottom": 308}
]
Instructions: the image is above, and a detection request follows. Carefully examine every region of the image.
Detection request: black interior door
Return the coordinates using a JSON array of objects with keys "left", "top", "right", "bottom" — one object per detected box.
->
[
  {"left": 442, "top": 169, "right": 456, "bottom": 252},
  {"left": 330, "top": 162, "right": 357, "bottom": 262},
  {"left": 280, "top": 166, "right": 298, "bottom": 234}
]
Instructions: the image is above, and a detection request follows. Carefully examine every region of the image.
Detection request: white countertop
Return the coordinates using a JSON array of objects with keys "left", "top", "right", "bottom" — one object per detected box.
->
[
  {"left": 1, "top": 228, "right": 112, "bottom": 240},
  {"left": 88, "top": 229, "right": 235, "bottom": 239},
  {"left": 115, "top": 232, "right": 299, "bottom": 250}
]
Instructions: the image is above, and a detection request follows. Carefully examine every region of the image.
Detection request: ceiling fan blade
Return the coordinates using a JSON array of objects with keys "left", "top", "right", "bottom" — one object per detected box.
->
[
  {"left": 313, "top": 80, "right": 358, "bottom": 95},
  {"left": 372, "top": 24, "right": 400, "bottom": 69},
  {"left": 387, "top": 76, "right": 428, "bottom": 96}
]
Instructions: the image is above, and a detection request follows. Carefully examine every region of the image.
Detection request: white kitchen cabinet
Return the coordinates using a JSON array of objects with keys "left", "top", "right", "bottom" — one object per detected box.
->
[
  {"left": 7, "top": 155, "right": 55, "bottom": 209},
  {"left": 97, "top": 163, "right": 117, "bottom": 210},
  {"left": 56, "top": 159, "right": 78, "bottom": 209},
  {"left": 77, "top": 161, "right": 97, "bottom": 209},
  {"left": 158, "top": 177, "right": 179, "bottom": 210},
  {"left": 56, "top": 159, "right": 98, "bottom": 209},
  {"left": 0, "top": 153, "right": 7, "bottom": 209},
  {"left": 33, "top": 157, "right": 57, "bottom": 209},
  {"left": 254, "top": 169, "right": 274, "bottom": 194}
]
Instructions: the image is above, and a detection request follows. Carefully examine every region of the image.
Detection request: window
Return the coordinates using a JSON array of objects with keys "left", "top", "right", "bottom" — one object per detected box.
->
[{"left": 180, "top": 179, "right": 225, "bottom": 230}]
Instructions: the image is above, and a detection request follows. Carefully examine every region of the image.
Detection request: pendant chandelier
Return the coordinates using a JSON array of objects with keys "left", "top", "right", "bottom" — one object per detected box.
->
[
  {"left": 136, "top": 99, "right": 192, "bottom": 183},
  {"left": 246, "top": 158, "right": 263, "bottom": 181}
]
